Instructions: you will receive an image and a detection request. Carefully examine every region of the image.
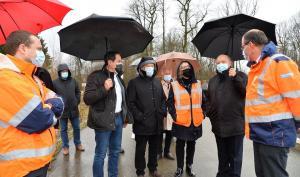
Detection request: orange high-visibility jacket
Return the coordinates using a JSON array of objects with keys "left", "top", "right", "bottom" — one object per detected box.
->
[
  {"left": 246, "top": 53, "right": 300, "bottom": 147},
  {"left": 171, "top": 81, "right": 204, "bottom": 127},
  {"left": 0, "top": 54, "right": 60, "bottom": 177}
]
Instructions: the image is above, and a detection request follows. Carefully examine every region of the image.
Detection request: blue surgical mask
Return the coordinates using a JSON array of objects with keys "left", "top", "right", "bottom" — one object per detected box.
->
[
  {"left": 163, "top": 74, "right": 172, "bottom": 82},
  {"left": 32, "top": 50, "right": 45, "bottom": 67},
  {"left": 61, "top": 71, "right": 69, "bottom": 80},
  {"left": 216, "top": 63, "right": 229, "bottom": 73},
  {"left": 144, "top": 67, "right": 154, "bottom": 77}
]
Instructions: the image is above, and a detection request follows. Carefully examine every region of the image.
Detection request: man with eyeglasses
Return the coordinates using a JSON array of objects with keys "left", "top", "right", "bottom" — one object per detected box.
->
[{"left": 242, "top": 29, "right": 300, "bottom": 177}]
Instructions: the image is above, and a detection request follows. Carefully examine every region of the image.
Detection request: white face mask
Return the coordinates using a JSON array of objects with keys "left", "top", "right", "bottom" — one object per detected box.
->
[
  {"left": 216, "top": 63, "right": 229, "bottom": 73},
  {"left": 163, "top": 74, "right": 172, "bottom": 82},
  {"left": 61, "top": 71, "right": 69, "bottom": 80},
  {"left": 32, "top": 50, "right": 45, "bottom": 67},
  {"left": 144, "top": 67, "right": 154, "bottom": 77}
]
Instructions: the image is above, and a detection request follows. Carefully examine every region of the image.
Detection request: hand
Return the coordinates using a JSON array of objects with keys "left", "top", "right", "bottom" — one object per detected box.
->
[
  {"left": 229, "top": 68, "right": 237, "bottom": 77},
  {"left": 297, "top": 128, "right": 300, "bottom": 134},
  {"left": 104, "top": 78, "right": 113, "bottom": 90},
  {"left": 123, "top": 123, "right": 128, "bottom": 128}
]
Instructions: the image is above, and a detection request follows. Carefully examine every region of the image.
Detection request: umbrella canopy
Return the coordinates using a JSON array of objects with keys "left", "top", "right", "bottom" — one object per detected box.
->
[
  {"left": 0, "top": 0, "right": 71, "bottom": 44},
  {"left": 58, "top": 14, "right": 154, "bottom": 60},
  {"left": 192, "top": 14, "right": 277, "bottom": 61},
  {"left": 156, "top": 52, "right": 200, "bottom": 79}
]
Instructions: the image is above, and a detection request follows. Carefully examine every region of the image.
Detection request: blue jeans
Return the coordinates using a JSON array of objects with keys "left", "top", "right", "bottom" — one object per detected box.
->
[
  {"left": 93, "top": 115, "right": 123, "bottom": 177},
  {"left": 60, "top": 117, "right": 81, "bottom": 148}
]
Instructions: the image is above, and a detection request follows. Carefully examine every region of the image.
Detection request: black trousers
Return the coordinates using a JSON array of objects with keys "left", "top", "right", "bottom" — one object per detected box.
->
[
  {"left": 135, "top": 134, "right": 159, "bottom": 176},
  {"left": 158, "top": 130, "right": 173, "bottom": 155},
  {"left": 215, "top": 135, "right": 244, "bottom": 177},
  {"left": 24, "top": 163, "right": 49, "bottom": 177},
  {"left": 176, "top": 139, "right": 196, "bottom": 169},
  {"left": 253, "top": 142, "right": 289, "bottom": 177}
]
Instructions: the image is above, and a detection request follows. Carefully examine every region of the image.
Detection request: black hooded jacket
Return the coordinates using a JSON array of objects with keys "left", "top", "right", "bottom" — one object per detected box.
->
[
  {"left": 53, "top": 64, "right": 81, "bottom": 119},
  {"left": 206, "top": 69, "right": 247, "bottom": 137},
  {"left": 127, "top": 57, "right": 167, "bottom": 135},
  {"left": 167, "top": 61, "right": 205, "bottom": 141}
]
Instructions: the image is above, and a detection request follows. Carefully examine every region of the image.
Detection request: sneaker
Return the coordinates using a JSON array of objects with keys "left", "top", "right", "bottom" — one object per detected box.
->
[
  {"left": 186, "top": 164, "right": 196, "bottom": 177},
  {"left": 62, "top": 147, "right": 69, "bottom": 155},
  {"left": 174, "top": 168, "right": 183, "bottom": 177}
]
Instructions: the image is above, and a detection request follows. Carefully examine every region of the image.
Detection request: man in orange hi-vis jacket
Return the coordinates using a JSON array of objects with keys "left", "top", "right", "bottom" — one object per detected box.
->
[
  {"left": 0, "top": 30, "right": 64, "bottom": 177},
  {"left": 242, "top": 29, "right": 300, "bottom": 177}
]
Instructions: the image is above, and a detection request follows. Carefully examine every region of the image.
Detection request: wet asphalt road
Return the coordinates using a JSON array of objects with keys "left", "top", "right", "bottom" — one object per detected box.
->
[{"left": 48, "top": 119, "right": 300, "bottom": 177}]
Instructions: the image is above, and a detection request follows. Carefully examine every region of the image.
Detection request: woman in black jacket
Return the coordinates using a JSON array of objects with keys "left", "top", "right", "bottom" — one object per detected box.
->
[{"left": 168, "top": 61, "right": 206, "bottom": 177}]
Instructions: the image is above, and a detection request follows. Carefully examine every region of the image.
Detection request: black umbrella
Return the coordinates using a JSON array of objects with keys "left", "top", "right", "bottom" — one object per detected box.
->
[
  {"left": 192, "top": 14, "right": 277, "bottom": 60},
  {"left": 58, "top": 14, "right": 153, "bottom": 60}
]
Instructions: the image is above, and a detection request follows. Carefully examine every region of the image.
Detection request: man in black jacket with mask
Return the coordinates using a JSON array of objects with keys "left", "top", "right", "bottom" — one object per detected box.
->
[
  {"left": 206, "top": 54, "right": 247, "bottom": 177},
  {"left": 53, "top": 64, "right": 84, "bottom": 155},
  {"left": 127, "top": 57, "right": 167, "bottom": 177},
  {"left": 84, "top": 51, "right": 132, "bottom": 177}
]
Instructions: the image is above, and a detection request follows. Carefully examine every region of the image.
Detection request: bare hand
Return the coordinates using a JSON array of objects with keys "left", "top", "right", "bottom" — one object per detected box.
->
[
  {"left": 123, "top": 123, "right": 128, "bottom": 128},
  {"left": 229, "top": 68, "right": 237, "bottom": 77},
  {"left": 104, "top": 78, "right": 113, "bottom": 90}
]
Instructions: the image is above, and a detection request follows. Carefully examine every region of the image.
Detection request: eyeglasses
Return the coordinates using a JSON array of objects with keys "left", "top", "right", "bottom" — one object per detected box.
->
[{"left": 241, "top": 41, "right": 250, "bottom": 50}]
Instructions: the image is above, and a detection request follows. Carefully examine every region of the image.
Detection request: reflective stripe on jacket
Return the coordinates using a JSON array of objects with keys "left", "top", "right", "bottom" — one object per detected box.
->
[{"left": 245, "top": 54, "right": 300, "bottom": 147}]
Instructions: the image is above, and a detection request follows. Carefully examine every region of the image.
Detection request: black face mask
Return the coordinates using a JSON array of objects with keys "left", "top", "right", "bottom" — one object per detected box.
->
[
  {"left": 115, "top": 63, "right": 124, "bottom": 75},
  {"left": 182, "top": 68, "right": 193, "bottom": 78}
]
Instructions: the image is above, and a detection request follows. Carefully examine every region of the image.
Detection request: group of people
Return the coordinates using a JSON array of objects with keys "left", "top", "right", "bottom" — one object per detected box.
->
[{"left": 0, "top": 28, "right": 299, "bottom": 177}]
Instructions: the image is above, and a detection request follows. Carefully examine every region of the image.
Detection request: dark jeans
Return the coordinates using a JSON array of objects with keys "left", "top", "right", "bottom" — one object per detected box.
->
[
  {"left": 176, "top": 139, "right": 196, "bottom": 169},
  {"left": 253, "top": 142, "right": 290, "bottom": 177},
  {"left": 93, "top": 115, "right": 123, "bottom": 177},
  {"left": 135, "top": 134, "right": 159, "bottom": 176},
  {"left": 60, "top": 117, "right": 81, "bottom": 148},
  {"left": 158, "top": 130, "right": 172, "bottom": 155},
  {"left": 215, "top": 135, "right": 244, "bottom": 177},
  {"left": 24, "top": 163, "right": 49, "bottom": 177}
]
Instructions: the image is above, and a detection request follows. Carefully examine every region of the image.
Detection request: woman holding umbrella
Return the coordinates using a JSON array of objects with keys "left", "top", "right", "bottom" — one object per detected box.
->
[{"left": 167, "top": 61, "right": 206, "bottom": 177}]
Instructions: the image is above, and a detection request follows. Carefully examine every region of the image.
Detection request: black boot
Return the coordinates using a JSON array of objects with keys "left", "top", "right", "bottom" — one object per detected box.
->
[
  {"left": 174, "top": 168, "right": 183, "bottom": 177},
  {"left": 186, "top": 164, "right": 196, "bottom": 177}
]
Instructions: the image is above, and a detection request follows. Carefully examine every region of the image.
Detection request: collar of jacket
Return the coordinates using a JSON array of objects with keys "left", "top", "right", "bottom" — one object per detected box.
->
[{"left": 3, "top": 54, "right": 36, "bottom": 76}]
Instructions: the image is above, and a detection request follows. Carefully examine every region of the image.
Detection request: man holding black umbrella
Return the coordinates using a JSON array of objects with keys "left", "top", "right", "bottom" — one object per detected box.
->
[
  {"left": 84, "top": 51, "right": 130, "bottom": 177},
  {"left": 206, "top": 54, "right": 247, "bottom": 177},
  {"left": 242, "top": 29, "right": 300, "bottom": 177}
]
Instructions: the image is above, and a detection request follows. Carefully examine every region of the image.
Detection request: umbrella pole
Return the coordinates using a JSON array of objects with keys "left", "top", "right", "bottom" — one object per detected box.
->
[{"left": 0, "top": 25, "right": 6, "bottom": 41}]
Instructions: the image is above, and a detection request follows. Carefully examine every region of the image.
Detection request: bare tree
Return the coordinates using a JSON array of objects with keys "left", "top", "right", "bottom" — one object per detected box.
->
[
  {"left": 217, "top": 0, "right": 258, "bottom": 17},
  {"left": 127, "top": 0, "right": 161, "bottom": 55},
  {"left": 175, "top": 0, "right": 208, "bottom": 52}
]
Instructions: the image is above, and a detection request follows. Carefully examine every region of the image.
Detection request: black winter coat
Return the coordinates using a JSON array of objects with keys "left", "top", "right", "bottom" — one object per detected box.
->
[
  {"left": 84, "top": 69, "right": 132, "bottom": 131},
  {"left": 206, "top": 70, "right": 247, "bottom": 137},
  {"left": 53, "top": 76, "right": 81, "bottom": 119},
  {"left": 127, "top": 76, "right": 167, "bottom": 135}
]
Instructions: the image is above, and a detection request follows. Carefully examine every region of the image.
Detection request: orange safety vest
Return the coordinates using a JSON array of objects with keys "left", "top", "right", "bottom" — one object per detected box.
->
[
  {"left": 245, "top": 54, "right": 300, "bottom": 147},
  {"left": 0, "top": 54, "right": 56, "bottom": 177},
  {"left": 171, "top": 81, "right": 204, "bottom": 127}
]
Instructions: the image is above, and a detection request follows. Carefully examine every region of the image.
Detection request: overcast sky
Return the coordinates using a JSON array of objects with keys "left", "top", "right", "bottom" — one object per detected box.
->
[{"left": 40, "top": 0, "right": 300, "bottom": 60}]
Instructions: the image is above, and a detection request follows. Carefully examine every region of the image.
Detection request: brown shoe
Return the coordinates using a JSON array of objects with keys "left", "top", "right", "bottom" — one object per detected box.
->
[
  {"left": 62, "top": 147, "right": 69, "bottom": 155},
  {"left": 150, "top": 170, "right": 163, "bottom": 177},
  {"left": 76, "top": 144, "right": 85, "bottom": 151}
]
